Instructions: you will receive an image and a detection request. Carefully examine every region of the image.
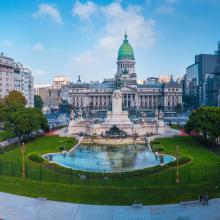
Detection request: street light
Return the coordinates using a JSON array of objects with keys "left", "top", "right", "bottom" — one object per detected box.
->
[
  {"left": 176, "top": 145, "right": 180, "bottom": 183},
  {"left": 20, "top": 142, "right": 26, "bottom": 179}
]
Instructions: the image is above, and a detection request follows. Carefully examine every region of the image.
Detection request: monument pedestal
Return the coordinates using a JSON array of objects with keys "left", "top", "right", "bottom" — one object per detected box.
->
[
  {"left": 105, "top": 90, "right": 132, "bottom": 125},
  {"left": 105, "top": 111, "right": 132, "bottom": 125}
]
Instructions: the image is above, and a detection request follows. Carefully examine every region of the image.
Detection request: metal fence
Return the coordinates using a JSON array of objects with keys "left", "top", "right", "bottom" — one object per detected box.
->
[{"left": 0, "top": 159, "right": 219, "bottom": 187}]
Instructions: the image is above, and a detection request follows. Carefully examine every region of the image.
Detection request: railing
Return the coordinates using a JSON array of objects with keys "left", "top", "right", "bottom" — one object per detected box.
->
[{"left": 0, "top": 159, "right": 219, "bottom": 187}]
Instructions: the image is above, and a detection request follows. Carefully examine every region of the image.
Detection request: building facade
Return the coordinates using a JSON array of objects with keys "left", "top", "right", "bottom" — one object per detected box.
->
[
  {"left": 205, "top": 44, "right": 220, "bottom": 107},
  {"left": 66, "top": 34, "right": 182, "bottom": 114},
  {"left": 0, "top": 53, "right": 34, "bottom": 106},
  {"left": 184, "top": 42, "right": 220, "bottom": 107},
  {"left": 0, "top": 53, "right": 15, "bottom": 99},
  {"left": 206, "top": 73, "right": 220, "bottom": 106},
  {"left": 34, "top": 75, "right": 71, "bottom": 110},
  {"left": 14, "top": 63, "right": 34, "bottom": 107},
  {"left": 52, "top": 76, "right": 70, "bottom": 89}
]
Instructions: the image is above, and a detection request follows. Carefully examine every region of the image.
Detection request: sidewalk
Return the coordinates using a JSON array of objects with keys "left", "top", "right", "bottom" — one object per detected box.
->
[{"left": 0, "top": 192, "right": 219, "bottom": 220}]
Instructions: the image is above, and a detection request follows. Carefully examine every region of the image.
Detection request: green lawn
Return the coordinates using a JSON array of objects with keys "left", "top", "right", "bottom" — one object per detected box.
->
[
  {"left": 0, "top": 175, "right": 219, "bottom": 205},
  {"left": 0, "top": 135, "right": 220, "bottom": 204},
  {"left": 151, "top": 136, "right": 220, "bottom": 168},
  {"left": 0, "top": 135, "right": 76, "bottom": 162}
]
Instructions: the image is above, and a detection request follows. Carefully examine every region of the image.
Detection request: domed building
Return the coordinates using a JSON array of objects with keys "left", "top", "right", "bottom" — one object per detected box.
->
[
  {"left": 116, "top": 32, "right": 137, "bottom": 84},
  {"left": 64, "top": 32, "right": 182, "bottom": 117}
]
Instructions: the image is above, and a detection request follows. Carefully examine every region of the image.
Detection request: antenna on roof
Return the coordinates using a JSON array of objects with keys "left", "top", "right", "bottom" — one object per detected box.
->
[{"left": 124, "top": 24, "right": 127, "bottom": 40}]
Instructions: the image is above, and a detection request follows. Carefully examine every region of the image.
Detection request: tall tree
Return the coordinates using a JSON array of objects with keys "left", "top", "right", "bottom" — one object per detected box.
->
[
  {"left": 34, "top": 95, "right": 44, "bottom": 110},
  {"left": 185, "top": 106, "right": 220, "bottom": 145},
  {"left": 0, "top": 103, "right": 49, "bottom": 143},
  {"left": 4, "top": 91, "right": 26, "bottom": 106}
]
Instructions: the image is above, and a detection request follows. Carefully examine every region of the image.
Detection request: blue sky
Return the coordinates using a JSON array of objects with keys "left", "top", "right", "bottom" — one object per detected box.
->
[{"left": 0, "top": 0, "right": 220, "bottom": 84}]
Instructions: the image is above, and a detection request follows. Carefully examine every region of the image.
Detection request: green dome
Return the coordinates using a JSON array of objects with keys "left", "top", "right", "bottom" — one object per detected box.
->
[{"left": 118, "top": 34, "right": 134, "bottom": 60}]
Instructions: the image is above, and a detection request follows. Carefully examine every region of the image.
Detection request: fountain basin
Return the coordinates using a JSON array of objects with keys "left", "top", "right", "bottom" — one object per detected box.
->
[{"left": 43, "top": 144, "right": 175, "bottom": 173}]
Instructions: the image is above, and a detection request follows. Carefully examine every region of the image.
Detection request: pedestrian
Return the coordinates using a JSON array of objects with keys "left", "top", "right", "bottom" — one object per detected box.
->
[
  {"left": 199, "top": 194, "right": 203, "bottom": 204},
  {"left": 204, "top": 194, "right": 209, "bottom": 205}
]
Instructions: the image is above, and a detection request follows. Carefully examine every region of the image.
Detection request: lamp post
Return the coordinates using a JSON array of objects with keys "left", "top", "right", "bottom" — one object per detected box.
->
[
  {"left": 20, "top": 142, "right": 26, "bottom": 179},
  {"left": 176, "top": 145, "right": 180, "bottom": 184}
]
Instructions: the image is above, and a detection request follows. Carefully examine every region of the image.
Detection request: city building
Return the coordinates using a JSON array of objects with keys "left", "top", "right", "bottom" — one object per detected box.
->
[
  {"left": 52, "top": 76, "right": 70, "bottom": 89},
  {"left": 34, "top": 84, "right": 51, "bottom": 95},
  {"left": 66, "top": 33, "right": 182, "bottom": 114},
  {"left": 0, "top": 53, "right": 15, "bottom": 99},
  {"left": 184, "top": 42, "right": 220, "bottom": 107},
  {"left": 158, "top": 75, "right": 172, "bottom": 84},
  {"left": 34, "top": 84, "right": 60, "bottom": 110},
  {"left": 206, "top": 73, "right": 220, "bottom": 107},
  {"left": 206, "top": 44, "right": 220, "bottom": 106},
  {"left": 0, "top": 53, "right": 34, "bottom": 106},
  {"left": 34, "top": 76, "right": 71, "bottom": 110},
  {"left": 14, "top": 63, "right": 34, "bottom": 107}
]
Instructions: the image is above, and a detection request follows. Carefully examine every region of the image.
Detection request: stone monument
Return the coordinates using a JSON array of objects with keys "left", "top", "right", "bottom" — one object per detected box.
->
[{"left": 105, "top": 90, "right": 132, "bottom": 125}]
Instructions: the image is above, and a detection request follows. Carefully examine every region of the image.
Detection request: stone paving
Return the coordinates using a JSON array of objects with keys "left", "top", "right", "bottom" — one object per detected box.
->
[{"left": 0, "top": 193, "right": 220, "bottom": 220}]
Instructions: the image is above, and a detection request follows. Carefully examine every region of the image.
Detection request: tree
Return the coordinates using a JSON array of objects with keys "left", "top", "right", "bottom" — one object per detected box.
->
[
  {"left": 34, "top": 95, "right": 44, "bottom": 110},
  {"left": 0, "top": 103, "right": 49, "bottom": 143},
  {"left": 4, "top": 91, "right": 26, "bottom": 106},
  {"left": 185, "top": 106, "right": 220, "bottom": 146}
]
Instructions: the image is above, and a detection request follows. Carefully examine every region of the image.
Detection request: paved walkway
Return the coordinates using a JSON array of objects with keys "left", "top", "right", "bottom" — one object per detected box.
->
[{"left": 0, "top": 193, "right": 220, "bottom": 220}]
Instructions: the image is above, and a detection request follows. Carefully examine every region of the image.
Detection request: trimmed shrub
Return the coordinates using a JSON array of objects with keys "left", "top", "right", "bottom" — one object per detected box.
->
[
  {"left": 29, "top": 153, "right": 44, "bottom": 163},
  {"left": 58, "top": 146, "right": 65, "bottom": 151},
  {"left": 168, "top": 156, "right": 191, "bottom": 167},
  {"left": 67, "top": 139, "right": 73, "bottom": 143}
]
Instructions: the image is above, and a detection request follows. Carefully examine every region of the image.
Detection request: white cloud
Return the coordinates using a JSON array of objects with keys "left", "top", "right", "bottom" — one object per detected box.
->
[
  {"left": 33, "top": 43, "right": 44, "bottom": 52},
  {"left": 1, "top": 40, "right": 13, "bottom": 48},
  {"left": 70, "top": 1, "right": 156, "bottom": 81},
  {"left": 72, "top": 0, "right": 98, "bottom": 20},
  {"left": 33, "top": 4, "right": 63, "bottom": 25},
  {"left": 156, "top": 5, "right": 174, "bottom": 14}
]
